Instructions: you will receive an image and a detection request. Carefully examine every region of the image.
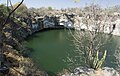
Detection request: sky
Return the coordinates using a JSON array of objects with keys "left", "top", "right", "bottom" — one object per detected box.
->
[{"left": 0, "top": 0, "right": 120, "bottom": 9}]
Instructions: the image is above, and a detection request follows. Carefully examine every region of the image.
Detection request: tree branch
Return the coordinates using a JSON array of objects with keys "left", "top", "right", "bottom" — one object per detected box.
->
[{"left": 2, "top": 0, "right": 24, "bottom": 27}]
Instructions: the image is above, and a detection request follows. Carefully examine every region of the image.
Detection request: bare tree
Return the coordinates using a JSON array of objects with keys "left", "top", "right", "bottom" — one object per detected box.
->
[{"left": 67, "top": 4, "right": 114, "bottom": 70}]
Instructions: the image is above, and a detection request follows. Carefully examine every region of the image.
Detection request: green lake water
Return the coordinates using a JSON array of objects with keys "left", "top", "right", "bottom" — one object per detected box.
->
[{"left": 25, "top": 29, "right": 120, "bottom": 75}]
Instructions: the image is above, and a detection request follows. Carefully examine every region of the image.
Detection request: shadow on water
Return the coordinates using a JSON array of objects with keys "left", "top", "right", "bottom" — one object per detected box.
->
[
  {"left": 21, "top": 46, "right": 35, "bottom": 57},
  {"left": 26, "top": 47, "right": 35, "bottom": 53},
  {"left": 26, "top": 28, "right": 65, "bottom": 41},
  {"left": 26, "top": 34, "right": 40, "bottom": 41},
  {"left": 47, "top": 71, "right": 57, "bottom": 76}
]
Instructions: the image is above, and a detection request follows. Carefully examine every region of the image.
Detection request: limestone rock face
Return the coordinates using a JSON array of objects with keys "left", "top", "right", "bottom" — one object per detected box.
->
[{"left": 62, "top": 67, "right": 120, "bottom": 76}]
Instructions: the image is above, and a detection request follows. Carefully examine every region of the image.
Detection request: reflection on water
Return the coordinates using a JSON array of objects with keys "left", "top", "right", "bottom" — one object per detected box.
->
[{"left": 25, "top": 29, "right": 120, "bottom": 75}]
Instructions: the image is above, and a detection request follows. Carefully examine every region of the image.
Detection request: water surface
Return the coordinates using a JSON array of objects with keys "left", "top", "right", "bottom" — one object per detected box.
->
[{"left": 25, "top": 29, "right": 120, "bottom": 75}]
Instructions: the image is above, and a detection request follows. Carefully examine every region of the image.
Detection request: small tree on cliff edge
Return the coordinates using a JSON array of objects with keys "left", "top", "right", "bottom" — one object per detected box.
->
[
  {"left": 67, "top": 4, "right": 114, "bottom": 70},
  {"left": 13, "top": 2, "right": 28, "bottom": 17}
]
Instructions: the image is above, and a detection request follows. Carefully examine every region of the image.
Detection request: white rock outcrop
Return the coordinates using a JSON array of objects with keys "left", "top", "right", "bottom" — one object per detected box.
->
[{"left": 62, "top": 67, "right": 120, "bottom": 76}]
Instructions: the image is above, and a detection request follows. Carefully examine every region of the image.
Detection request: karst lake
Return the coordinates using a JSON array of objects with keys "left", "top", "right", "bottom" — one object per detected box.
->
[{"left": 24, "top": 29, "right": 120, "bottom": 75}]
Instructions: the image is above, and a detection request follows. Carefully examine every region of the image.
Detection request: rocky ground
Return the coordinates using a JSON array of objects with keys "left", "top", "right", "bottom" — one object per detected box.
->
[
  {"left": 62, "top": 67, "right": 120, "bottom": 76},
  {"left": 3, "top": 45, "right": 47, "bottom": 76}
]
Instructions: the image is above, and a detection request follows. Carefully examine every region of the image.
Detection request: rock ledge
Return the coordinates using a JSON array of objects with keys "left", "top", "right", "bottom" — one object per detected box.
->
[{"left": 62, "top": 67, "right": 120, "bottom": 76}]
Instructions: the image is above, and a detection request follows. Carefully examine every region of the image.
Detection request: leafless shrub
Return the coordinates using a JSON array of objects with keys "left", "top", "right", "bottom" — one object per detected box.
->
[{"left": 66, "top": 4, "right": 115, "bottom": 71}]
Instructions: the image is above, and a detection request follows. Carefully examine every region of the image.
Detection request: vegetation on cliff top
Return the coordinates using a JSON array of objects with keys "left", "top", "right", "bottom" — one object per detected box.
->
[{"left": 0, "top": 1, "right": 47, "bottom": 75}]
